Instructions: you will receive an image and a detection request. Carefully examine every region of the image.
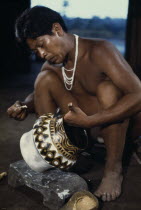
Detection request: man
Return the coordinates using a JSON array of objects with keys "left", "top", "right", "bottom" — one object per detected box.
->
[{"left": 7, "top": 6, "right": 141, "bottom": 202}]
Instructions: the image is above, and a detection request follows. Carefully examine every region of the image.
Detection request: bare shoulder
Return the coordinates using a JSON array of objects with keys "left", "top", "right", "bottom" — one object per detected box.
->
[
  {"left": 80, "top": 38, "right": 118, "bottom": 65},
  {"left": 82, "top": 38, "right": 133, "bottom": 72},
  {"left": 83, "top": 38, "right": 117, "bottom": 57}
]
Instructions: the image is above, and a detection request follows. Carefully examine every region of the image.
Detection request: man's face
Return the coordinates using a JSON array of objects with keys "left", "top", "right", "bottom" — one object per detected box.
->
[{"left": 27, "top": 33, "right": 66, "bottom": 64}]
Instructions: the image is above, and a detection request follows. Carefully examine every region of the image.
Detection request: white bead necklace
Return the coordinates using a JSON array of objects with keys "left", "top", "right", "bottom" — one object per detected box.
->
[{"left": 62, "top": 34, "right": 79, "bottom": 90}]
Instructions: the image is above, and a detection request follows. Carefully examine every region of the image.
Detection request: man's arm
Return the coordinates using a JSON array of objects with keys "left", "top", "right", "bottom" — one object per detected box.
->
[
  {"left": 22, "top": 92, "right": 35, "bottom": 113},
  {"left": 64, "top": 41, "right": 141, "bottom": 127},
  {"left": 87, "top": 41, "right": 141, "bottom": 126}
]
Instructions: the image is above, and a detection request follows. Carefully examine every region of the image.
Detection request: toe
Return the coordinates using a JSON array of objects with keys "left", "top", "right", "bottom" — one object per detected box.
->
[
  {"left": 106, "top": 193, "right": 111, "bottom": 202},
  {"left": 115, "top": 190, "right": 120, "bottom": 198},
  {"left": 111, "top": 192, "right": 116, "bottom": 200},
  {"left": 102, "top": 193, "right": 107, "bottom": 202}
]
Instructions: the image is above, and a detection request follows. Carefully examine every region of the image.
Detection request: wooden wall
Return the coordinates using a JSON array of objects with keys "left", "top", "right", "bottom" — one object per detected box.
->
[
  {"left": 0, "top": 0, "right": 30, "bottom": 76},
  {"left": 125, "top": 0, "right": 141, "bottom": 79}
]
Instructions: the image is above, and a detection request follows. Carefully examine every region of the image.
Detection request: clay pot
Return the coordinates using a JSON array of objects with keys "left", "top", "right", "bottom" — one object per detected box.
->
[{"left": 20, "top": 113, "right": 88, "bottom": 172}]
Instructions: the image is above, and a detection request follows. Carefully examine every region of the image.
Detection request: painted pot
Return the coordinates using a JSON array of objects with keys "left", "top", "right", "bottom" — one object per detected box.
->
[{"left": 20, "top": 113, "right": 88, "bottom": 172}]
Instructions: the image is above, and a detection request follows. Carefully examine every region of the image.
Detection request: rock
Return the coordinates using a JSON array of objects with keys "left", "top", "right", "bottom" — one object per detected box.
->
[{"left": 8, "top": 160, "right": 88, "bottom": 210}]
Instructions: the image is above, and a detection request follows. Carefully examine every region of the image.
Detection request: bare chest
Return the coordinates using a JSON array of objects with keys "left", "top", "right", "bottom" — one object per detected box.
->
[
  {"left": 58, "top": 61, "right": 106, "bottom": 115},
  {"left": 69, "top": 59, "right": 106, "bottom": 96}
]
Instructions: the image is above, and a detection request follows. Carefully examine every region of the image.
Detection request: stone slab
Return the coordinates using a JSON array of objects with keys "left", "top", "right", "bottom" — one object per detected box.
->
[{"left": 8, "top": 160, "right": 88, "bottom": 210}]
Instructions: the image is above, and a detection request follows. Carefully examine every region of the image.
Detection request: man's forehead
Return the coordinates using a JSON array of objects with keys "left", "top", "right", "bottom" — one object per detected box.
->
[
  {"left": 26, "top": 35, "right": 51, "bottom": 49},
  {"left": 26, "top": 38, "right": 37, "bottom": 48}
]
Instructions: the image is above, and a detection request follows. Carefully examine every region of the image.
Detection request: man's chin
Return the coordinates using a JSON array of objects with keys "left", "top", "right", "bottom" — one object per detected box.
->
[
  {"left": 49, "top": 61, "right": 63, "bottom": 67},
  {"left": 49, "top": 59, "right": 63, "bottom": 65}
]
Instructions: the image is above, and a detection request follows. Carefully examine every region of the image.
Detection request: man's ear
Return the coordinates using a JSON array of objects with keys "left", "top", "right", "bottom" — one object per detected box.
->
[{"left": 52, "top": 23, "right": 64, "bottom": 36}]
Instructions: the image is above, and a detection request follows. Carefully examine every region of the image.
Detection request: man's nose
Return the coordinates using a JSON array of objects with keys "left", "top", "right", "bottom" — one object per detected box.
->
[{"left": 38, "top": 48, "right": 46, "bottom": 59}]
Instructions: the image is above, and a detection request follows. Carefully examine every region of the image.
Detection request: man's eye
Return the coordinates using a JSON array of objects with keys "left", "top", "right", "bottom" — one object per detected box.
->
[
  {"left": 39, "top": 44, "right": 43, "bottom": 48},
  {"left": 36, "top": 42, "right": 43, "bottom": 48}
]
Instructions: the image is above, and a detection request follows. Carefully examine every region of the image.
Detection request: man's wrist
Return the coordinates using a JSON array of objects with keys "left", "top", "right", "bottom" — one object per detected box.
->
[
  {"left": 86, "top": 116, "right": 95, "bottom": 128},
  {"left": 21, "top": 100, "right": 35, "bottom": 113}
]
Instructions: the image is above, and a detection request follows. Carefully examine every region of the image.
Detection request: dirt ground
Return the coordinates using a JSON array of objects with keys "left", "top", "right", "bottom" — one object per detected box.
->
[{"left": 0, "top": 62, "right": 141, "bottom": 210}]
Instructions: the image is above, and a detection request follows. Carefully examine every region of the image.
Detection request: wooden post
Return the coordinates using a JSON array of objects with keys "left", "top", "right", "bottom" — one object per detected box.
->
[
  {"left": 125, "top": 0, "right": 141, "bottom": 79},
  {"left": 0, "top": 0, "right": 30, "bottom": 76}
]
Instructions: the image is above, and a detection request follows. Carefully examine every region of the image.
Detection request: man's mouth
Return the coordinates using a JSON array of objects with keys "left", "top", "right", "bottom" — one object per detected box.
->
[
  {"left": 50, "top": 56, "right": 56, "bottom": 62},
  {"left": 44, "top": 55, "right": 61, "bottom": 64},
  {"left": 48, "top": 56, "right": 58, "bottom": 64}
]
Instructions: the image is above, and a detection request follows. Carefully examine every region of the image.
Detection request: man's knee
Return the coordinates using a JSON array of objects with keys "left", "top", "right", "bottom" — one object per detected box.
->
[
  {"left": 97, "top": 81, "right": 122, "bottom": 109},
  {"left": 34, "top": 70, "right": 58, "bottom": 94},
  {"left": 34, "top": 70, "right": 77, "bottom": 114},
  {"left": 34, "top": 71, "right": 59, "bottom": 115},
  {"left": 34, "top": 71, "right": 57, "bottom": 106}
]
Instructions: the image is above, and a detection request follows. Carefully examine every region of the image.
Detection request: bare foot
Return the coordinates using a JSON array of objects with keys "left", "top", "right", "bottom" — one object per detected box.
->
[{"left": 94, "top": 172, "right": 123, "bottom": 201}]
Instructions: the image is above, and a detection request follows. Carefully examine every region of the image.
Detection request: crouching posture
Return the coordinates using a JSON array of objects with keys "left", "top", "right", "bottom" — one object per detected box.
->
[{"left": 7, "top": 6, "right": 141, "bottom": 201}]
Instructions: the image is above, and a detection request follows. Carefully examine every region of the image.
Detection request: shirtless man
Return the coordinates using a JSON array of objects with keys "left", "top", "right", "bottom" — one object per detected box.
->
[{"left": 7, "top": 6, "right": 141, "bottom": 201}]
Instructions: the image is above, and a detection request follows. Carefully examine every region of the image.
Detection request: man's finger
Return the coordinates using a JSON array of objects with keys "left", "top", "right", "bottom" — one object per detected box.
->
[
  {"left": 19, "top": 110, "right": 27, "bottom": 120},
  {"left": 15, "top": 100, "right": 21, "bottom": 106},
  {"left": 7, "top": 107, "right": 22, "bottom": 117},
  {"left": 7, "top": 107, "right": 13, "bottom": 115},
  {"left": 15, "top": 114, "right": 26, "bottom": 121},
  {"left": 14, "top": 110, "right": 26, "bottom": 121},
  {"left": 7, "top": 101, "right": 22, "bottom": 116},
  {"left": 68, "top": 102, "right": 76, "bottom": 112},
  {"left": 16, "top": 110, "right": 25, "bottom": 118},
  {"left": 12, "top": 107, "right": 23, "bottom": 118}
]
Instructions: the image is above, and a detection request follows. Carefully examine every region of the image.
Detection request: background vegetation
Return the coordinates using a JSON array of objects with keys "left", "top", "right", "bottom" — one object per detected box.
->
[{"left": 64, "top": 16, "right": 126, "bottom": 40}]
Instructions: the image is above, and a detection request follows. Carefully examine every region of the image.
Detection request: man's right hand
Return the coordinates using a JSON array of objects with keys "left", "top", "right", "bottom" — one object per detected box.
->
[{"left": 7, "top": 101, "right": 28, "bottom": 121}]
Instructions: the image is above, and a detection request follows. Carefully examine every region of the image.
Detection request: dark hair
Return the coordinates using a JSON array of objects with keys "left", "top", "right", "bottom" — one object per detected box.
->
[{"left": 15, "top": 6, "right": 68, "bottom": 45}]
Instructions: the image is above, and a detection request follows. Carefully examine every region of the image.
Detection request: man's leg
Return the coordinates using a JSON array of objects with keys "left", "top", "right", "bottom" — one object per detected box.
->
[
  {"left": 34, "top": 70, "right": 78, "bottom": 115},
  {"left": 94, "top": 81, "right": 129, "bottom": 201},
  {"left": 98, "top": 111, "right": 141, "bottom": 201},
  {"left": 95, "top": 120, "right": 129, "bottom": 201}
]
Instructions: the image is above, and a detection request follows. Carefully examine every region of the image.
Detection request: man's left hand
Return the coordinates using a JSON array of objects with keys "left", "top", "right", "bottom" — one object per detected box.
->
[{"left": 64, "top": 103, "right": 90, "bottom": 128}]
